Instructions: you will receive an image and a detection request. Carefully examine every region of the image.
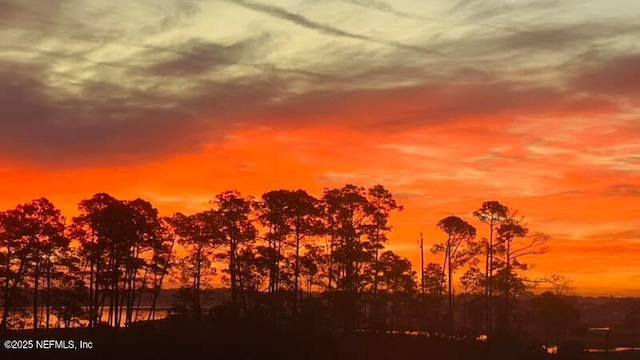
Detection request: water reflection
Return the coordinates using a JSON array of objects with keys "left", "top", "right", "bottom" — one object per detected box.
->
[
  {"left": 586, "top": 347, "right": 640, "bottom": 352},
  {"left": 2, "top": 307, "right": 170, "bottom": 329}
]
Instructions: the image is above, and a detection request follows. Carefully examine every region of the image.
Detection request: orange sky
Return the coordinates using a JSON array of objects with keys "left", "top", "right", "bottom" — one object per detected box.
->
[
  {"left": 1, "top": 0, "right": 639, "bottom": 295},
  {"left": 1, "top": 121, "right": 639, "bottom": 295}
]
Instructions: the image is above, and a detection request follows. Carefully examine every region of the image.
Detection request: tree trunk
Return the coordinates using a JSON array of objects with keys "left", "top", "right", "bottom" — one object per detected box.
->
[
  {"left": 33, "top": 258, "right": 39, "bottom": 331},
  {"left": 134, "top": 266, "right": 148, "bottom": 322},
  {"left": 448, "top": 251, "right": 454, "bottom": 331},
  {"left": 93, "top": 259, "right": 101, "bottom": 326},
  {"left": 126, "top": 263, "right": 135, "bottom": 326},
  {"left": 463, "top": 291, "right": 467, "bottom": 330},
  {"left": 1, "top": 249, "right": 12, "bottom": 329},
  {"left": 5, "top": 256, "right": 28, "bottom": 329},
  {"left": 195, "top": 247, "right": 202, "bottom": 325},
  {"left": 373, "top": 226, "right": 380, "bottom": 298},
  {"left": 293, "top": 229, "right": 301, "bottom": 316},
  {"left": 149, "top": 236, "right": 175, "bottom": 322},
  {"left": 327, "top": 231, "right": 334, "bottom": 330},
  {"left": 420, "top": 233, "right": 425, "bottom": 295},
  {"left": 88, "top": 255, "right": 95, "bottom": 327},
  {"left": 504, "top": 241, "right": 511, "bottom": 334},
  {"left": 489, "top": 225, "right": 494, "bottom": 334},
  {"left": 148, "top": 273, "right": 158, "bottom": 321},
  {"left": 45, "top": 260, "right": 51, "bottom": 329},
  {"left": 108, "top": 256, "right": 115, "bottom": 327},
  {"left": 230, "top": 240, "right": 238, "bottom": 311}
]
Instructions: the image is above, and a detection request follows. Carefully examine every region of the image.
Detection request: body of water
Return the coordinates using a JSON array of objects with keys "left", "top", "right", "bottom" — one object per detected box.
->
[{"left": 1, "top": 306, "right": 170, "bottom": 329}]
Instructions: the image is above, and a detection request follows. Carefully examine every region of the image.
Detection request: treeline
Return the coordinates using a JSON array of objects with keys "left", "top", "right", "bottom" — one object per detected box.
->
[{"left": 0, "top": 184, "right": 558, "bottom": 337}]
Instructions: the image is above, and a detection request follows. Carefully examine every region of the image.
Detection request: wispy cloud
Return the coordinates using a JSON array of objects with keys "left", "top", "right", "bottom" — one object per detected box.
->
[
  {"left": 0, "top": 0, "right": 638, "bottom": 174},
  {"left": 337, "top": 0, "right": 431, "bottom": 21},
  {"left": 224, "top": 0, "right": 443, "bottom": 55}
]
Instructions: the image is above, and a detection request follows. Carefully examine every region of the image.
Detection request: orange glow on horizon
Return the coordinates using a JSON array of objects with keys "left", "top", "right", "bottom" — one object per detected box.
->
[{"left": 1, "top": 120, "right": 638, "bottom": 297}]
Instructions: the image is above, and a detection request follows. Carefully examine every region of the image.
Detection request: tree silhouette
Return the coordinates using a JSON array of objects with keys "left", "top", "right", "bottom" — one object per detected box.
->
[
  {"left": 256, "top": 190, "right": 292, "bottom": 321},
  {"left": 473, "top": 201, "right": 508, "bottom": 334},
  {"left": 70, "top": 193, "right": 164, "bottom": 328},
  {"left": 546, "top": 274, "right": 573, "bottom": 296},
  {"left": 494, "top": 212, "right": 549, "bottom": 334},
  {"left": 423, "top": 262, "right": 446, "bottom": 296},
  {"left": 532, "top": 291, "right": 580, "bottom": 346},
  {"left": 281, "top": 190, "right": 322, "bottom": 316},
  {"left": 299, "top": 244, "right": 323, "bottom": 296},
  {"left": 69, "top": 193, "right": 118, "bottom": 327},
  {"left": 364, "top": 185, "right": 402, "bottom": 328},
  {"left": 433, "top": 215, "right": 477, "bottom": 331},
  {"left": 122, "top": 198, "right": 163, "bottom": 326},
  {"left": 212, "top": 191, "right": 257, "bottom": 316},
  {"left": 321, "top": 185, "right": 376, "bottom": 330},
  {"left": 365, "top": 185, "right": 402, "bottom": 296},
  {"left": 421, "top": 262, "right": 446, "bottom": 331},
  {"left": 0, "top": 207, "right": 30, "bottom": 329},
  {"left": 460, "top": 266, "right": 484, "bottom": 331},
  {"left": 0, "top": 182, "right": 566, "bottom": 360},
  {"left": 0, "top": 199, "right": 66, "bottom": 330},
  {"left": 376, "top": 251, "right": 416, "bottom": 329},
  {"left": 234, "top": 244, "right": 269, "bottom": 312},
  {"left": 173, "top": 210, "right": 223, "bottom": 325},
  {"left": 146, "top": 214, "right": 180, "bottom": 321}
]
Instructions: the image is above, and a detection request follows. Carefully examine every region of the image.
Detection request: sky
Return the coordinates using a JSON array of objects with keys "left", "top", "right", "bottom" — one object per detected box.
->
[{"left": 0, "top": 0, "right": 639, "bottom": 296}]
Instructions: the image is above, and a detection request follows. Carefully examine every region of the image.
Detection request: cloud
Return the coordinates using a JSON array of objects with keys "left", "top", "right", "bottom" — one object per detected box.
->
[
  {"left": 141, "top": 37, "right": 266, "bottom": 77},
  {"left": 0, "top": 0, "right": 201, "bottom": 40},
  {"left": 239, "top": 79, "right": 622, "bottom": 134},
  {"left": 337, "top": 0, "right": 432, "bottom": 21},
  {"left": 339, "top": 0, "right": 553, "bottom": 38},
  {"left": 0, "top": 1, "right": 66, "bottom": 30},
  {"left": 0, "top": 0, "right": 638, "bottom": 172},
  {"left": 223, "top": 0, "right": 442, "bottom": 55},
  {"left": 497, "top": 22, "right": 640, "bottom": 51},
  {"left": 0, "top": 58, "right": 287, "bottom": 167},
  {"left": 571, "top": 55, "right": 640, "bottom": 97},
  {"left": 602, "top": 184, "right": 640, "bottom": 197},
  {"left": 450, "top": 0, "right": 562, "bottom": 22},
  {"left": 0, "top": 42, "right": 628, "bottom": 170}
]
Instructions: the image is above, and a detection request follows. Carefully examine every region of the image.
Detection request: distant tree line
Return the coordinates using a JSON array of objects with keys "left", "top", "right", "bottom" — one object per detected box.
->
[{"left": 0, "top": 184, "right": 568, "bottom": 338}]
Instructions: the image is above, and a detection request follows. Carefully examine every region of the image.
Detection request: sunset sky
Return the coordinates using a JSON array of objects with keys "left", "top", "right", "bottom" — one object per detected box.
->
[{"left": 1, "top": 0, "right": 639, "bottom": 296}]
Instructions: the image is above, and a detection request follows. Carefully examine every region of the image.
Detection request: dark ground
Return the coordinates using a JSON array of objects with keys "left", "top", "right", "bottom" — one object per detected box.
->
[{"left": 1, "top": 317, "right": 639, "bottom": 360}]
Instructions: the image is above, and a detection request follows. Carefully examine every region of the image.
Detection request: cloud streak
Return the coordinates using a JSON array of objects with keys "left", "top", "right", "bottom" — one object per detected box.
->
[
  {"left": 0, "top": 0, "right": 638, "bottom": 172},
  {"left": 224, "top": 0, "right": 443, "bottom": 55}
]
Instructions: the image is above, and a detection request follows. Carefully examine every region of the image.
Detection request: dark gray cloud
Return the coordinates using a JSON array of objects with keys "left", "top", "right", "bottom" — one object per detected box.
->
[
  {"left": 228, "top": 79, "right": 622, "bottom": 136},
  {"left": 0, "top": 59, "right": 286, "bottom": 168},
  {"left": 432, "top": 19, "right": 640, "bottom": 61},
  {"left": 498, "top": 22, "right": 640, "bottom": 51},
  {"left": 570, "top": 55, "right": 640, "bottom": 97},
  {"left": 141, "top": 37, "right": 264, "bottom": 77},
  {"left": 0, "top": 0, "right": 66, "bottom": 30},
  {"left": 0, "top": 0, "right": 638, "bottom": 170}
]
